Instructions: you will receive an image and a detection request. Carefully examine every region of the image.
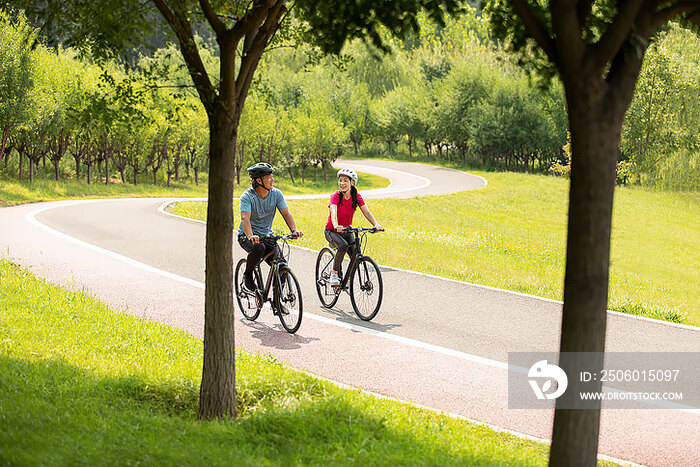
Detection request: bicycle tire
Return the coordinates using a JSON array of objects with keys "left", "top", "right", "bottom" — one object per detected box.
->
[
  {"left": 315, "top": 247, "right": 340, "bottom": 308},
  {"left": 234, "top": 258, "right": 262, "bottom": 321},
  {"left": 350, "top": 256, "right": 383, "bottom": 321},
  {"left": 275, "top": 267, "right": 303, "bottom": 333}
]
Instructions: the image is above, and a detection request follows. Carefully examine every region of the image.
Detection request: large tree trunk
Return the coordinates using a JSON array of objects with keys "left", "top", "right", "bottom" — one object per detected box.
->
[
  {"left": 198, "top": 109, "right": 238, "bottom": 419},
  {"left": 550, "top": 62, "right": 641, "bottom": 466}
]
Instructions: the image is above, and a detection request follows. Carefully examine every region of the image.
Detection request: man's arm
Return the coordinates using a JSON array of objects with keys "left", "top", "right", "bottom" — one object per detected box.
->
[
  {"left": 240, "top": 211, "right": 259, "bottom": 243},
  {"left": 279, "top": 207, "right": 303, "bottom": 237}
]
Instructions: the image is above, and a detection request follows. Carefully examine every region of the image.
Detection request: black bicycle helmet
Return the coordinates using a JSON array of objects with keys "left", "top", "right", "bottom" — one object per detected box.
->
[{"left": 247, "top": 162, "right": 274, "bottom": 178}]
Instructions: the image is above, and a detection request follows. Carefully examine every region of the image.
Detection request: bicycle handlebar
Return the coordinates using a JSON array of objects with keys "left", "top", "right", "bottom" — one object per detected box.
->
[
  {"left": 263, "top": 233, "right": 299, "bottom": 241},
  {"left": 342, "top": 226, "right": 385, "bottom": 234}
]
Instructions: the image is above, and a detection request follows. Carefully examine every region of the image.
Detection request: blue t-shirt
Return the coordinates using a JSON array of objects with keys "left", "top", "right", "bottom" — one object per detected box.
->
[{"left": 238, "top": 187, "right": 288, "bottom": 236}]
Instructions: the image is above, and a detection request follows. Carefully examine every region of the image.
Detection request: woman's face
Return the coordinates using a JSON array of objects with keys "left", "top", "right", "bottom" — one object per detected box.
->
[{"left": 338, "top": 175, "right": 352, "bottom": 192}]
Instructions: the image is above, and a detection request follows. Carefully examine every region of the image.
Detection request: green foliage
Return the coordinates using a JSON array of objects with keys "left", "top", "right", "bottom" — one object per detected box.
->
[
  {"left": 294, "top": 0, "right": 463, "bottom": 55},
  {"left": 0, "top": 9, "right": 35, "bottom": 156},
  {"left": 1, "top": 4, "right": 696, "bottom": 189},
  {"left": 622, "top": 25, "right": 700, "bottom": 190},
  {"left": 0, "top": 0, "right": 157, "bottom": 60}
]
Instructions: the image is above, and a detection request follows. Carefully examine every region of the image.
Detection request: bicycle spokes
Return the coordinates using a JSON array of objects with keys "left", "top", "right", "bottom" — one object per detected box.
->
[
  {"left": 277, "top": 269, "right": 303, "bottom": 333},
  {"left": 315, "top": 247, "right": 340, "bottom": 308},
  {"left": 350, "top": 257, "right": 383, "bottom": 321}
]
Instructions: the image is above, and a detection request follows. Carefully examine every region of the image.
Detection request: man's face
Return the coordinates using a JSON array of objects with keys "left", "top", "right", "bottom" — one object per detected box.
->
[{"left": 260, "top": 173, "right": 274, "bottom": 189}]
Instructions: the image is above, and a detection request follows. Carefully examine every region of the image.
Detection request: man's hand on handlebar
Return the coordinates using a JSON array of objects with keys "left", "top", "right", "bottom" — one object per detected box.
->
[
  {"left": 292, "top": 229, "right": 304, "bottom": 239},
  {"left": 249, "top": 234, "right": 260, "bottom": 244}
]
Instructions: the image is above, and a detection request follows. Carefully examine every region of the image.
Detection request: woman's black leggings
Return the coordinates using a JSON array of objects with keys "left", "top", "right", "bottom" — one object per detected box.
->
[{"left": 324, "top": 229, "right": 357, "bottom": 272}]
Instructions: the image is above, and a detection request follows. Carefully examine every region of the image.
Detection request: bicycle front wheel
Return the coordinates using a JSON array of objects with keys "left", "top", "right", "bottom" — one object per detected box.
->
[
  {"left": 276, "top": 267, "right": 303, "bottom": 333},
  {"left": 350, "top": 256, "right": 383, "bottom": 321},
  {"left": 234, "top": 258, "right": 262, "bottom": 321},
  {"left": 315, "top": 247, "right": 340, "bottom": 308}
]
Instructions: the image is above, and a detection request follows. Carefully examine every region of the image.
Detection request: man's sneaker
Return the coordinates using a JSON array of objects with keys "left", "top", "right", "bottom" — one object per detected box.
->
[
  {"left": 329, "top": 272, "right": 340, "bottom": 287},
  {"left": 243, "top": 272, "right": 256, "bottom": 292}
]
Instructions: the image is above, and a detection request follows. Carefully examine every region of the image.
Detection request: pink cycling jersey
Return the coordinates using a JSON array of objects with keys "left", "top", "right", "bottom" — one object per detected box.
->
[{"left": 325, "top": 190, "right": 365, "bottom": 230}]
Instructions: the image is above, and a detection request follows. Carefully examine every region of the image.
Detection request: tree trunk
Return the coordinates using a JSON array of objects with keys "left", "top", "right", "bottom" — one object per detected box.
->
[
  {"left": 549, "top": 72, "right": 637, "bottom": 466},
  {"left": 54, "top": 160, "right": 60, "bottom": 181},
  {"left": 198, "top": 110, "right": 237, "bottom": 419},
  {"left": 105, "top": 154, "right": 110, "bottom": 185},
  {"left": 19, "top": 151, "right": 23, "bottom": 180},
  {"left": 0, "top": 126, "right": 9, "bottom": 161},
  {"left": 287, "top": 167, "right": 295, "bottom": 184},
  {"left": 74, "top": 156, "right": 82, "bottom": 179}
]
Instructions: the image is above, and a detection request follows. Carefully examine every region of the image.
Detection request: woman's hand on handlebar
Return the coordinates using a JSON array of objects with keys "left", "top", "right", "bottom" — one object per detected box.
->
[{"left": 373, "top": 224, "right": 385, "bottom": 232}]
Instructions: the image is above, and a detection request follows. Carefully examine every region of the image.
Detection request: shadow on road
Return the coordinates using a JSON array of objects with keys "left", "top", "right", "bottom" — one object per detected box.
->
[
  {"left": 243, "top": 319, "right": 321, "bottom": 349},
  {"left": 323, "top": 307, "right": 402, "bottom": 333}
]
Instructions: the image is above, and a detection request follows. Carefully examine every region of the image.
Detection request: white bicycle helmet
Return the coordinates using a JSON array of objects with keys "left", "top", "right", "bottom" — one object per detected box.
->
[{"left": 337, "top": 167, "right": 358, "bottom": 184}]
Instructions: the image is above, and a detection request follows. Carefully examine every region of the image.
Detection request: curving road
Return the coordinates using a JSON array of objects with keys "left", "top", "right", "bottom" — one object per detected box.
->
[{"left": 1, "top": 160, "right": 698, "bottom": 466}]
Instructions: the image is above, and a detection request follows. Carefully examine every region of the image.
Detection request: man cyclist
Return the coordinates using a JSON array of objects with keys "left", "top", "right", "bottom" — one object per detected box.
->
[{"left": 238, "top": 162, "right": 303, "bottom": 292}]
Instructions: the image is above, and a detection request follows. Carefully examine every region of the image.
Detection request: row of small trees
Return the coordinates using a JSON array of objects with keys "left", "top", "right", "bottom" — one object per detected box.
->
[
  {"left": 250, "top": 12, "right": 568, "bottom": 174},
  {"left": 0, "top": 11, "right": 209, "bottom": 186},
  {"left": 2, "top": 9, "right": 697, "bottom": 190},
  {"left": 0, "top": 9, "right": 570, "bottom": 186}
]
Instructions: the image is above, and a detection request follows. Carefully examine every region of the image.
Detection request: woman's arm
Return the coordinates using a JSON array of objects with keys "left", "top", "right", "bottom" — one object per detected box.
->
[
  {"left": 330, "top": 204, "right": 343, "bottom": 232},
  {"left": 359, "top": 204, "right": 383, "bottom": 230}
]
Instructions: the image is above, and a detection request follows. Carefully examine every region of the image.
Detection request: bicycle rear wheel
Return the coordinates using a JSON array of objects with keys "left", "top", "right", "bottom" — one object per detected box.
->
[
  {"left": 234, "top": 258, "right": 262, "bottom": 320},
  {"left": 315, "top": 247, "right": 340, "bottom": 308},
  {"left": 276, "top": 267, "right": 303, "bottom": 333},
  {"left": 350, "top": 256, "right": 383, "bottom": 321}
]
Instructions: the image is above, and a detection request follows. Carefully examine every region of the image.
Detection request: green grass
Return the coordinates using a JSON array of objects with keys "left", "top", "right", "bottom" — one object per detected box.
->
[
  {"left": 171, "top": 171, "right": 699, "bottom": 326},
  {"left": 0, "top": 259, "right": 561, "bottom": 466},
  {"left": 0, "top": 166, "right": 387, "bottom": 207}
]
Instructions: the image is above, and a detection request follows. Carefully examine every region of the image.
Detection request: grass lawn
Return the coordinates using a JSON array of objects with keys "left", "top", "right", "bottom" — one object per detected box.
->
[
  {"left": 0, "top": 171, "right": 387, "bottom": 207},
  {"left": 0, "top": 260, "right": 563, "bottom": 466},
  {"left": 172, "top": 171, "right": 699, "bottom": 326}
]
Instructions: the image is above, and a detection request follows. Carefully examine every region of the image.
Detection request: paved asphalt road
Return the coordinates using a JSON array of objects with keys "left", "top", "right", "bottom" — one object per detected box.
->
[{"left": 1, "top": 159, "right": 698, "bottom": 466}]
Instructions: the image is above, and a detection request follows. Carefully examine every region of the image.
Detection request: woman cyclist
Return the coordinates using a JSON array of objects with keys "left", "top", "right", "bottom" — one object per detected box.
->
[{"left": 325, "top": 168, "right": 384, "bottom": 286}]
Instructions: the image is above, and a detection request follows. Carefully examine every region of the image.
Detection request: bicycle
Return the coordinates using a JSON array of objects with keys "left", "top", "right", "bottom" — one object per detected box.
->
[
  {"left": 234, "top": 233, "right": 303, "bottom": 333},
  {"left": 315, "top": 226, "right": 384, "bottom": 321}
]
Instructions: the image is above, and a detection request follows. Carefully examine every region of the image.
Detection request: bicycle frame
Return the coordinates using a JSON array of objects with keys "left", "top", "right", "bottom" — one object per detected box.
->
[
  {"left": 335, "top": 227, "right": 376, "bottom": 290},
  {"left": 253, "top": 236, "right": 291, "bottom": 304}
]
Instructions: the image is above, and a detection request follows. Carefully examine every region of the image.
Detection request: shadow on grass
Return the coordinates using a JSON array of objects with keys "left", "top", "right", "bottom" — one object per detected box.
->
[{"left": 0, "top": 356, "right": 547, "bottom": 466}]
